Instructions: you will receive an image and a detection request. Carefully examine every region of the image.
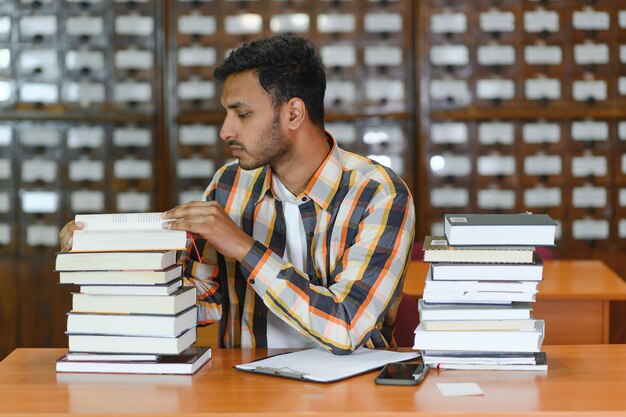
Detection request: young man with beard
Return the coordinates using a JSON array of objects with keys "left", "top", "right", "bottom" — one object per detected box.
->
[{"left": 60, "top": 34, "right": 415, "bottom": 354}]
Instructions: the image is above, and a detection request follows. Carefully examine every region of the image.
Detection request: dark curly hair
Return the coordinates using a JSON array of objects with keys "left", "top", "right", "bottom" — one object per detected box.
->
[{"left": 214, "top": 34, "right": 326, "bottom": 129}]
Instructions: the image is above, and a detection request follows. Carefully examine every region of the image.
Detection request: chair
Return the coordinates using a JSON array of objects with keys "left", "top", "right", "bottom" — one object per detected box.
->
[{"left": 392, "top": 293, "right": 420, "bottom": 347}]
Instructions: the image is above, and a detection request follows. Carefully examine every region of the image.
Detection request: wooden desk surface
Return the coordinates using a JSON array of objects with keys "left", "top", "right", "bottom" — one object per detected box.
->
[
  {"left": 1, "top": 345, "right": 626, "bottom": 416},
  {"left": 404, "top": 259, "right": 626, "bottom": 301}
]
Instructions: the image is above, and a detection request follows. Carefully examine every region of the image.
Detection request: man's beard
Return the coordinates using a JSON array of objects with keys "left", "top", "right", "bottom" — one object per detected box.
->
[{"left": 236, "top": 113, "right": 291, "bottom": 171}]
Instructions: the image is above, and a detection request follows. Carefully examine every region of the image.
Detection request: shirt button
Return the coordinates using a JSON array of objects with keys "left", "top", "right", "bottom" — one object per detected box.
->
[
  {"left": 302, "top": 196, "right": 308, "bottom": 202},
  {"left": 250, "top": 279, "right": 255, "bottom": 285},
  {"left": 309, "top": 232, "right": 314, "bottom": 238}
]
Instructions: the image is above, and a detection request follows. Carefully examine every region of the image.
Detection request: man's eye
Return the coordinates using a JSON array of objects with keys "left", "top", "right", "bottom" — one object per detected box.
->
[{"left": 237, "top": 112, "right": 250, "bottom": 119}]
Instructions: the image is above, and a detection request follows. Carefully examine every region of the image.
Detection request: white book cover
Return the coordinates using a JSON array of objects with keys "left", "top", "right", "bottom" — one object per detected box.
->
[
  {"left": 413, "top": 320, "right": 545, "bottom": 352},
  {"left": 418, "top": 299, "right": 533, "bottom": 321},
  {"left": 71, "top": 212, "right": 187, "bottom": 252},
  {"left": 430, "top": 255, "right": 544, "bottom": 281}
]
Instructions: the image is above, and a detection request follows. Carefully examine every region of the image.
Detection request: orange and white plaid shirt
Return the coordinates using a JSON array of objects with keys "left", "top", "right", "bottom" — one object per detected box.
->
[{"left": 183, "top": 135, "right": 415, "bottom": 354}]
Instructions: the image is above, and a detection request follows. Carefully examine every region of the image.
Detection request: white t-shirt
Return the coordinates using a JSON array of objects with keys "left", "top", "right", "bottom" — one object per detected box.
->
[{"left": 266, "top": 175, "right": 317, "bottom": 349}]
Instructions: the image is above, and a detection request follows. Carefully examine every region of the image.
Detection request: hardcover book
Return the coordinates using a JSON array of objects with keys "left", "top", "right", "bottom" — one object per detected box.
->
[
  {"left": 71, "top": 286, "right": 196, "bottom": 315},
  {"left": 418, "top": 299, "right": 533, "bottom": 321},
  {"left": 422, "top": 236, "right": 535, "bottom": 264},
  {"left": 59, "top": 264, "right": 183, "bottom": 285},
  {"left": 413, "top": 320, "right": 545, "bottom": 352},
  {"left": 66, "top": 306, "right": 197, "bottom": 337},
  {"left": 71, "top": 212, "right": 187, "bottom": 252},
  {"left": 443, "top": 213, "right": 557, "bottom": 246},
  {"left": 430, "top": 255, "right": 544, "bottom": 281},
  {"left": 55, "top": 250, "right": 177, "bottom": 271},
  {"left": 56, "top": 346, "right": 212, "bottom": 375},
  {"left": 67, "top": 327, "right": 196, "bottom": 355}
]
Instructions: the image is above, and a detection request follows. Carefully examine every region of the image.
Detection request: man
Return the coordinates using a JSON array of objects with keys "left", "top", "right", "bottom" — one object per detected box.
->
[{"left": 60, "top": 34, "right": 415, "bottom": 354}]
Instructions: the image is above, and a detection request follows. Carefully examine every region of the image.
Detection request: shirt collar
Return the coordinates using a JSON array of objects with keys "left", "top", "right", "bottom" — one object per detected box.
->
[{"left": 254, "top": 132, "right": 342, "bottom": 211}]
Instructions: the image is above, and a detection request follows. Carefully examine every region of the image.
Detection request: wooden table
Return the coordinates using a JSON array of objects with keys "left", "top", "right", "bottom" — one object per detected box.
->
[
  {"left": 1, "top": 346, "right": 625, "bottom": 416},
  {"left": 404, "top": 260, "right": 626, "bottom": 344}
]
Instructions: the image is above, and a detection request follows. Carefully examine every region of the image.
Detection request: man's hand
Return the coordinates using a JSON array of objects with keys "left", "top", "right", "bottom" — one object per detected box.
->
[
  {"left": 162, "top": 201, "right": 255, "bottom": 262},
  {"left": 58, "top": 220, "right": 84, "bottom": 252}
]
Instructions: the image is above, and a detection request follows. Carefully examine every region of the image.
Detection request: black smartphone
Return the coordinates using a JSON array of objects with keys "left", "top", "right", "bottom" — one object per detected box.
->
[{"left": 375, "top": 362, "right": 430, "bottom": 386}]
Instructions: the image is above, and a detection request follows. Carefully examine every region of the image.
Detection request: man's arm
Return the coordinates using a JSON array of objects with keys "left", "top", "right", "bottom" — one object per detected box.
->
[{"left": 239, "top": 182, "right": 415, "bottom": 355}]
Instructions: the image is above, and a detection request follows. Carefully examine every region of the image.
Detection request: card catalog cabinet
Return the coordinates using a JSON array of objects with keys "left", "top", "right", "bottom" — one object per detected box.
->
[{"left": 419, "top": 0, "right": 626, "bottom": 254}]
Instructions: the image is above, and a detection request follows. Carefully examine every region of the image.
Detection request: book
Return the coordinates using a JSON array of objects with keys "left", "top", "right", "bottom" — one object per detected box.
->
[
  {"left": 56, "top": 346, "right": 211, "bottom": 375},
  {"left": 422, "top": 236, "right": 535, "bottom": 264},
  {"left": 71, "top": 212, "right": 187, "bottom": 252},
  {"left": 79, "top": 279, "right": 183, "bottom": 296},
  {"left": 423, "top": 289, "right": 536, "bottom": 303},
  {"left": 443, "top": 213, "right": 557, "bottom": 246},
  {"left": 67, "top": 327, "right": 196, "bottom": 354},
  {"left": 66, "top": 306, "right": 197, "bottom": 337},
  {"left": 412, "top": 320, "right": 545, "bottom": 352},
  {"left": 424, "top": 273, "right": 539, "bottom": 293},
  {"left": 422, "top": 352, "right": 547, "bottom": 371},
  {"left": 422, "top": 319, "right": 537, "bottom": 331},
  {"left": 55, "top": 250, "right": 177, "bottom": 271},
  {"left": 59, "top": 264, "right": 183, "bottom": 285},
  {"left": 430, "top": 255, "right": 544, "bottom": 281},
  {"left": 418, "top": 299, "right": 533, "bottom": 321},
  {"left": 64, "top": 352, "right": 159, "bottom": 362},
  {"left": 71, "top": 286, "right": 196, "bottom": 315}
]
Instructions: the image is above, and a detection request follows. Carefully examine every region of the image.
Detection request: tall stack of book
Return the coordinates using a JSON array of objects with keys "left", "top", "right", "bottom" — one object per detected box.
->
[
  {"left": 413, "top": 213, "right": 558, "bottom": 371},
  {"left": 54, "top": 213, "right": 211, "bottom": 375}
]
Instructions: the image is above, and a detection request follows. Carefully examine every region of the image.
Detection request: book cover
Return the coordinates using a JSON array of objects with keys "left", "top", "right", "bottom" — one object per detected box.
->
[
  {"left": 71, "top": 212, "right": 187, "bottom": 252},
  {"left": 430, "top": 254, "right": 544, "bottom": 281},
  {"left": 443, "top": 213, "right": 557, "bottom": 246},
  {"left": 59, "top": 264, "right": 183, "bottom": 285},
  {"left": 71, "top": 286, "right": 196, "bottom": 315},
  {"left": 66, "top": 306, "right": 197, "bottom": 337},
  {"left": 56, "top": 346, "right": 212, "bottom": 375},
  {"left": 67, "top": 327, "right": 196, "bottom": 355},
  {"left": 422, "top": 236, "right": 535, "bottom": 264},
  {"left": 422, "top": 319, "right": 537, "bottom": 331},
  {"left": 79, "top": 279, "right": 183, "bottom": 296},
  {"left": 418, "top": 299, "right": 533, "bottom": 321},
  {"left": 412, "top": 320, "right": 545, "bottom": 352},
  {"left": 55, "top": 250, "right": 177, "bottom": 271},
  {"left": 422, "top": 352, "right": 547, "bottom": 371}
]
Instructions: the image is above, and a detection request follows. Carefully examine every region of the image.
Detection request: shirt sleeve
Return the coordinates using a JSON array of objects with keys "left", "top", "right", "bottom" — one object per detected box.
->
[
  {"left": 181, "top": 176, "right": 224, "bottom": 326},
  {"left": 239, "top": 180, "right": 415, "bottom": 355}
]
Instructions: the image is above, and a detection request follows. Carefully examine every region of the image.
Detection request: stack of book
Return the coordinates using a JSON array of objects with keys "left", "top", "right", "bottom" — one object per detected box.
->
[
  {"left": 413, "top": 213, "right": 557, "bottom": 371},
  {"left": 54, "top": 212, "right": 211, "bottom": 375}
]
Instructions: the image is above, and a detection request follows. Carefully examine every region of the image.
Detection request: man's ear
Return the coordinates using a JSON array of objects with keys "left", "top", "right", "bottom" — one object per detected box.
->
[{"left": 284, "top": 97, "right": 306, "bottom": 130}]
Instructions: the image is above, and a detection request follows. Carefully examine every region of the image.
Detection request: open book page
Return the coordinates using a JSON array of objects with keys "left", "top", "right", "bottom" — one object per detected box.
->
[
  {"left": 75, "top": 212, "right": 173, "bottom": 231},
  {"left": 236, "top": 348, "right": 420, "bottom": 383}
]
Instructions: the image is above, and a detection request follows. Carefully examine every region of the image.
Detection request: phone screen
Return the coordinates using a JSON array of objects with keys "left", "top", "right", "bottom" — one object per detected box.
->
[{"left": 375, "top": 362, "right": 429, "bottom": 385}]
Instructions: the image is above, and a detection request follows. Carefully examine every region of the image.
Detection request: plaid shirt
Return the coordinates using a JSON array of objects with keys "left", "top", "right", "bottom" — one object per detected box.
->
[{"left": 183, "top": 136, "right": 415, "bottom": 354}]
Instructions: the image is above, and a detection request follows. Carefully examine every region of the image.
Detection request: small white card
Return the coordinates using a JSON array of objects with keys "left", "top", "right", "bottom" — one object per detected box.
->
[
  {"left": 317, "top": 14, "right": 355, "bottom": 33},
  {"left": 437, "top": 382, "right": 484, "bottom": 397},
  {"left": 115, "top": 15, "right": 154, "bottom": 36},
  {"left": 365, "top": 79, "right": 404, "bottom": 101},
  {"left": 365, "top": 46, "right": 402, "bottom": 67},
  {"left": 326, "top": 122, "right": 357, "bottom": 145},
  {"left": 523, "top": 122, "right": 560, "bottom": 144},
  {"left": 478, "top": 122, "right": 514, "bottom": 145},
  {"left": 476, "top": 79, "right": 515, "bottom": 100},
  {"left": 525, "top": 45, "right": 562, "bottom": 65},
  {"left": 524, "top": 10, "right": 559, "bottom": 33},
  {"left": 20, "top": 16, "right": 57, "bottom": 37},
  {"left": 364, "top": 13, "right": 402, "bottom": 33},
  {"left": 114, "top": 49, "right": 153, "bottom": 70},
  {"left": 430, "top": 45, "right": 469, "bottom": 66},
  {"left": 321, "top": 45, "right": 356, "bottom": 67},
  {"left": 430, "top": 187, "right": 469, "bottom": 208},
  {"left": 480, "top": 10, "right": 515, "bottom": 32},
  {"left": 66, "top": 16, "right": 103, "bottom": 36},
  {"left": 431, "top": 122, "right": 468, "bottom": 144},
  {"left": 325, "top": 80, "right": 356, "bottom": 105},
  {"left": 430, "top": 79, "right": 471, "bottom": 103},
  {"left": 178, "top": 14, "right": 216, "bottom": 35},
  {"left": 431, "top": 12, "right": 467, "bottom": 34},
  {"left": 178, "top": 46, "right": 217, "bottom": 67},
  {"left": 574, "top": 43, "right": 609, "bottom": 65},
  {"left": 572, "top": 10, "right": 610, "bottom": 31},
  {"left": 179, "top": 124, "right": 218, "bottom": 146},
  {"left": 572, "top": 80, "right": 607, "bottom": 101},
  {"left": 525, "top": 78, "right": 561, "bottom": 100},
  {"left": 66, "top": 51, "right": 105, "bottom": 71},
  {"left": 177, "top": 80, "right": 215, "bottom": 100},
  {"left": 224, "top": 14, "right": 262, "bottom": 35},
  {"left": 270, "top": 13, "right": 310, "bottom": 33},
  {"left": 477, "top": 45, "right": 516, "bottom": 66},
  {"left": 113, "top": 82, "right": 152, "bottom": 103}
]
